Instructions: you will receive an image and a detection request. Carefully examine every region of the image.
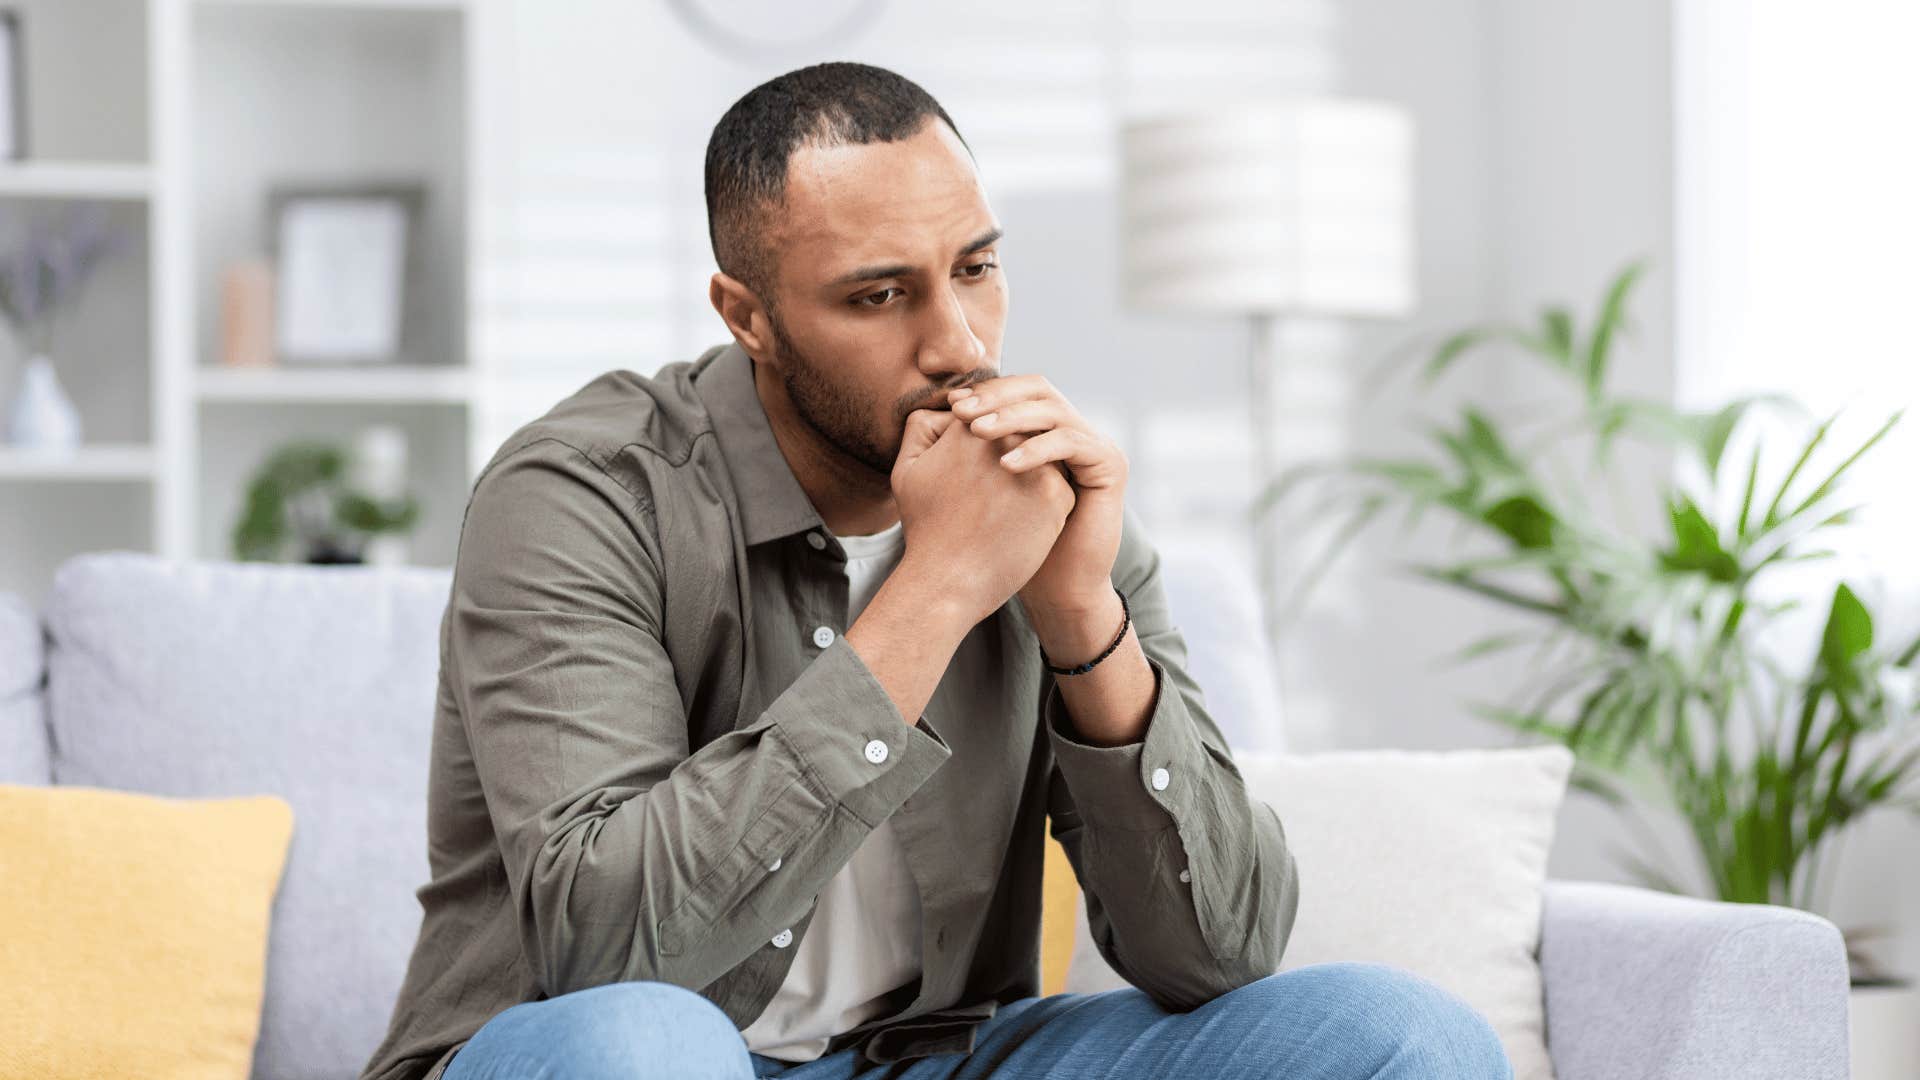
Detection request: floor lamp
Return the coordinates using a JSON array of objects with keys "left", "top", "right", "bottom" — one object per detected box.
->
[{"left": 1120, "top": 99, "right": 1418, "bottom": 662}]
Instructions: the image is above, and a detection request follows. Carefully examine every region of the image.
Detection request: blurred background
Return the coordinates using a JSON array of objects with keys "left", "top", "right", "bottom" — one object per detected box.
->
[{"left": 1, "top": 0, "right": 1915, "bottom": 1014}]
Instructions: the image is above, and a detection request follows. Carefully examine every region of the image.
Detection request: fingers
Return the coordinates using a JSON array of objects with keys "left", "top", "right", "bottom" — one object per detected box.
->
[
  {"left": 996, "top": 426, "right": 1075, "bottom": 469},
  {"left": 942, "top": 383, "right": 1121, "bottom": 489},
  {"left": 946, "top": 373, "right": 1052, "bottom": 414},
  {"left": 996, "top": 426, "right": 1127, "bottom": 490},
  {"left": 957, "top": 397, "right": 1074, "bottom": 441},
  {"left": 897, "top": 407, "right": 959, "bottom": 465}
]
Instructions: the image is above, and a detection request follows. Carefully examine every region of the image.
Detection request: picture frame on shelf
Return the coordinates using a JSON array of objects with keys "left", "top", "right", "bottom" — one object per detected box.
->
[
  {"left": 266, "top": 182, "right": 426, "bottom": 365},
  {"left": 0, "top": 10, "right": 24, "bottom": 161}
]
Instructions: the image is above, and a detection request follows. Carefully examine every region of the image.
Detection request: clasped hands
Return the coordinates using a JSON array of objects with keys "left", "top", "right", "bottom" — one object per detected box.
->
[{"left": 895, "top": 374, "right": 1128, "bottom": 623}]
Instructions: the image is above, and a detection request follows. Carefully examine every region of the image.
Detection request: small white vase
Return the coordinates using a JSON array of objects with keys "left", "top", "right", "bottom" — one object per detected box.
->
[
  {"left": 363, "top": 533, "right": 411, "bottom": 568},
  {"left": 4, "top": 354, "right": 84, "bottom": 451}
]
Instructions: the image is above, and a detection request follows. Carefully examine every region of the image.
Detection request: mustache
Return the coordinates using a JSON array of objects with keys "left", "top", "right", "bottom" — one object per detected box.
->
[{"left": 901, "top": 373, "right": 995, "bottom": 415}]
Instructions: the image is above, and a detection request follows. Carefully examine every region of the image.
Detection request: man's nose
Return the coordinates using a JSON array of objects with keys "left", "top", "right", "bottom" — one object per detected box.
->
[{"left": 917, "top": 284, "right": 988, "bottom": 380}]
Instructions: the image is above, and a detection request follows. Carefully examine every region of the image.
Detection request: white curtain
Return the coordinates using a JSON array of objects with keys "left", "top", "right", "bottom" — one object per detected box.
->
[
  {"left": 1675, "top": 0, "right": 1920, "bottom": 606},
  {"left": 1676, "top": 0, "right": 1920, "bottom": 977}
]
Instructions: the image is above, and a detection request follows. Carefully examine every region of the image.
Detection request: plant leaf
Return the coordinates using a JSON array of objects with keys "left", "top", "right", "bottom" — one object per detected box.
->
[
  {"left": 1781, "top": 410, "right": 1903, "bottom": 528},
  {"left": 1819, "top": 583, "right": 1874, "bottom": 674},
  {"left": 1659, "top": 496, "right": 1741, "bottom": 583},
  {"left": 1583, "top": 259, "right": 1648, "bottom": 402},
  {"left": 1422, "top": 327, "right": 1530, "bottom": 383}
]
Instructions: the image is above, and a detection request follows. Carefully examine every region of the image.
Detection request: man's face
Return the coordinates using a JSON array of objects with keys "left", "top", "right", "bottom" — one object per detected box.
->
[{"left": 757, "top": 118, "right": 1007, "bottom": 475}]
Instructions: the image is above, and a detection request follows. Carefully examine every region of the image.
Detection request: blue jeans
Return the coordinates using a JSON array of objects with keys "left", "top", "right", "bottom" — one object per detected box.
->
[{"left": 442, "top": 962, "right": 1514, "bottom": 1079}]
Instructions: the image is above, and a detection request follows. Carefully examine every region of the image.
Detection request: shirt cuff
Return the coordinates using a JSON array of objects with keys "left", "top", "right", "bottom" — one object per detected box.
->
[
  {"left": 768, "top": 633, "right": 952, "bottom": 827},
  {"left": 1043, "top": 653, "right": 1211, "bottom": 832}
]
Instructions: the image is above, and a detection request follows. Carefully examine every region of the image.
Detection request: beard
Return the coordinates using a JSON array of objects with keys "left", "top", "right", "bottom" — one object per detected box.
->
[{"left": 768, "top": 312, "right": 905, "bottom": 476}]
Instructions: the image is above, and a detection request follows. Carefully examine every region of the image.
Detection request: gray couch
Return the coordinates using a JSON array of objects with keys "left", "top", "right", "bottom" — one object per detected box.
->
[{"left": 0, "top": 551, "right": 1851, "bottom": 1079}]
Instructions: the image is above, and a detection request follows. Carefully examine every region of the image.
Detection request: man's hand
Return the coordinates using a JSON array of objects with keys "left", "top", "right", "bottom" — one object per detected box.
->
[
  {"left": 890, "top": 405, "right": 1075, "bottom": 626},
  {"left": 946, "top": 375, "right": 1128, "bottom": 621},
  {"left": 947, "top": 375, "right": 1151, "bottom": 748}
]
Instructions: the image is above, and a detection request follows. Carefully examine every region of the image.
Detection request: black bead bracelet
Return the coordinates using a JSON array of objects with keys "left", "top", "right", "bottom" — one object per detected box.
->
[{"left": 1041, "top": 585, "right": 1130, "bottom": 676}]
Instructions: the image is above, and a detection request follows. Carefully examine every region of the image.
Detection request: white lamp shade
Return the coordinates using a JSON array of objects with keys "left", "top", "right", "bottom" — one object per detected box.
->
[{"left": 1120, "top": 99, "right": 1416, "bottom": 318}]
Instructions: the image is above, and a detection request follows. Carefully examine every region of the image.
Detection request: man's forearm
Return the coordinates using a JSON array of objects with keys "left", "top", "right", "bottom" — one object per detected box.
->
[
  {"left": 1027, "top": 587, "right": 1155, "bottom": 747},
  {"left": 844, "top": 559, "right": 978, "bottom": 727}
]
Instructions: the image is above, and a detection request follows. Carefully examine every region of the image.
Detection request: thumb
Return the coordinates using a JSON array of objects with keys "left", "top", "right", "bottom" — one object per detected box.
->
[{"left": 896, "top": 408, "right": 958, "bottom": 469}]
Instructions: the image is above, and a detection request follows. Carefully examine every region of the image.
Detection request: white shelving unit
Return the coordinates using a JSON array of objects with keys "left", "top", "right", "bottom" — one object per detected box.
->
[
  {"left": 0, "top": 162, "right": 155, "bottom": 199},
  {"left": 0, "top": 0, "right": 494, "bottom": 603},
  {"left": 0, "top": 444, "right": 158, "bottom": 481},
  {"left": 195, "top": 365, "right": 476, "bottom": 404}
]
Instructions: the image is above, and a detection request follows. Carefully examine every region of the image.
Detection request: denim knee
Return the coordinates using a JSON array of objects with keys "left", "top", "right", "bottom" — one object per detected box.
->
[
  {"left": 1229, "top": 963, "right": 1513, "bottom": 1079},
  {"left": 448, "top": 980, "right": 751, "bottom": 1080}
]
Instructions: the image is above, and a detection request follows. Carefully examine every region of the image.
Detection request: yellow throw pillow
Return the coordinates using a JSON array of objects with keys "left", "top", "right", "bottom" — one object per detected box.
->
[
  {"left": 0, "top": 784, "right": 295, "bottom": 1080},
  {"left": 1040, "top": 817, "right": 1079, "bottom": 995}
]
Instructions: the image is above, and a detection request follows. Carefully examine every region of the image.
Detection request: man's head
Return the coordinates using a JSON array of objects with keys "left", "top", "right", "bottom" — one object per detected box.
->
[{"left": 705, "top": 61, "right": 1006, "bottom": 477}]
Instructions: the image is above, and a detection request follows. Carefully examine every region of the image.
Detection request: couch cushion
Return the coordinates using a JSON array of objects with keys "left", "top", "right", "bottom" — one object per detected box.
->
[
  {"left": 1153, "top": 536, "right": 1287, "bottom": 752},
  {"left": 0, "top": 591, "right": 50, "bottom": 785},
  {"left": 44, "top": 553, "right": 451, "bottom": 1080},
  {"left": 1065, "top": 744, "right": 1573, "bottom": 1080},
  {"left": 0, "top": 784, "right": 294, "bottom": 1080}
]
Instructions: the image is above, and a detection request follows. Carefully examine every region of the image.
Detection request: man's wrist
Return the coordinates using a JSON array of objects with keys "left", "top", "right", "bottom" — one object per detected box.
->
[
  {"left": 883, "top": 554, "right": 984, "bottom": 637},
  {"left": 1027, "top": 586, "right": 1125, "bottom": 666}
]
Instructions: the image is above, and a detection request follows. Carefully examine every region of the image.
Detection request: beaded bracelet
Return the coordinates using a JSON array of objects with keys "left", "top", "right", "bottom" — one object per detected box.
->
[{"left": 1040, "top": 585, "right": 1130, "bottom": 676}]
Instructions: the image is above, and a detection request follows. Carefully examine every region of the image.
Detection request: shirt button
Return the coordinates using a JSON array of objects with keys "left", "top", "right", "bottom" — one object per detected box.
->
[
  {"left": 766, "top": 856, "right": 782, "bottom": 872},
  {"left": 812, "top": 625, "right": 835, "bottom": 649},
  {"left": 806, "top": 531, "right": 827, "bottom": 550},
  {"left": 1178, "top": 868, "right": 1192, "bottom": 883},
  {"left": 771, "top": 928, "right": 793, "bottom": 949},
  {"left": 864, "top": 739, "right": 890, "bottom": 764},
  {"left": 1150, "top": 766, "right": 1171, "bottom": 791}
]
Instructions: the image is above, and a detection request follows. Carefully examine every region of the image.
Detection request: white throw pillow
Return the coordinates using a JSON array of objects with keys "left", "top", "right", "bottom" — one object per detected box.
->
[{"left": 1063, "top": 744, "right": 1572, "bottom": 1080}]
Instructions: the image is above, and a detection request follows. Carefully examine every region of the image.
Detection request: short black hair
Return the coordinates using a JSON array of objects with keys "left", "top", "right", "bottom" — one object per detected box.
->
[{"left": 704, "top": 61, "right": 972, "bottom": 312}]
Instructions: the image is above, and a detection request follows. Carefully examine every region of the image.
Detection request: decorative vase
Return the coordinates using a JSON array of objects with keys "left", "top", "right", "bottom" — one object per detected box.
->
[
  {"left": 4, "top": 354, "right": 84, "bottom": 451},
  {"left": 351, "top": 424, "right": 412, "bottom": 567}
]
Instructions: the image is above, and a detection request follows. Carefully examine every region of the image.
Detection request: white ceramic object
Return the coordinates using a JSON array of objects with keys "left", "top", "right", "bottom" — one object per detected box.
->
[
  {"left": 1851, "top": 983, "right": 1920, "bottom": 1080},
  {"left": 4, "top": 354, "right": 84, "bottom": 450},
  {"left": 361, "top": 533, "right": 410, "bottom": 568},
  {"left": 350, "top": 423, "right": 411, "bottom": 567}
]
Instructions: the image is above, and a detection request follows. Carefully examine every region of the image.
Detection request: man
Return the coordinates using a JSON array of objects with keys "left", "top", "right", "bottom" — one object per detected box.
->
[{"left": 359, "top": 62, "right": 1512, "bottom": 1080}]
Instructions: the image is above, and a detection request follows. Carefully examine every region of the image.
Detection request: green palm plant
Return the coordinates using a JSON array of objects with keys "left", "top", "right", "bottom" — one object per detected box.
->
[{"left": 1260, "top": 260, "right": 1920, "bottom": 984}]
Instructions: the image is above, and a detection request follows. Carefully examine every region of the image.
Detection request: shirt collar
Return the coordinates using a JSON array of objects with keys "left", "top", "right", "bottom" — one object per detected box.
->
[{"left": 694, "top": 339, "right": 827, "bottom": 547}]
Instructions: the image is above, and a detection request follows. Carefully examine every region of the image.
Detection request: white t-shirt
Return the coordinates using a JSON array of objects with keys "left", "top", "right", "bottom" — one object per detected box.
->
[{"left": 738, "top": 518, "right": 924, "bottom": 1062}]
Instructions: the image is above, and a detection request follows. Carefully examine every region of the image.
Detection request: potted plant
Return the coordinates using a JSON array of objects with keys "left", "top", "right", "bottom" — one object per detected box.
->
[
  {"left": 1262, "top": 260, "right": 1920, "bottom": 1070},
  {"left": 232, "top": 436, "right": 422, "bottom": 565}
]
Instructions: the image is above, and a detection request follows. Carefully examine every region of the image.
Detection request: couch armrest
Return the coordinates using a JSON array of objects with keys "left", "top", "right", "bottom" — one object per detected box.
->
[{"left": 1540, "top": 879, "right": 1850, "bottom": 1080}]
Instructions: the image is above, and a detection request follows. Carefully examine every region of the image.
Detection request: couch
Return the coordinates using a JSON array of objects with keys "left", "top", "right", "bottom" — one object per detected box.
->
[{"left": 0, "top": 551, "right": 1852, "bottom": 1079}]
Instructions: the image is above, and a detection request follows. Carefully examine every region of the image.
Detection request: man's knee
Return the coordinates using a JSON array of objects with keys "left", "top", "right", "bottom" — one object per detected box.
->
[
  {"left": 1220, "top": 963, "right": 1513, "bottom": 1079},
  {"left": 452, "top": 981, "right": 751, "bottom": 1080}
]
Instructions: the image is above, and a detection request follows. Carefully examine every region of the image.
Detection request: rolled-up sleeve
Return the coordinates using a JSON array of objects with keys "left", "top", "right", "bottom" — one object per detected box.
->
[
  {"left": 450, "top": 439, "right": 950, "bottom": 998},
  {"left": 1043, "top": 503, "right": 1300, "bottom": 1011}
]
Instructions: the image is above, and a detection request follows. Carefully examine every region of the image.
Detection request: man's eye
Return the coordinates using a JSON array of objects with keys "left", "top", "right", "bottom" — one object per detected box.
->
[{"left": 856, "top": 263, "right": 995, "bottom": 308}]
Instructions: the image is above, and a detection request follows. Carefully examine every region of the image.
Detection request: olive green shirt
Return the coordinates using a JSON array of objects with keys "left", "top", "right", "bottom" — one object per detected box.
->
[{"left": 358, "top": 341, "right": 1301, "bottom": 1080}]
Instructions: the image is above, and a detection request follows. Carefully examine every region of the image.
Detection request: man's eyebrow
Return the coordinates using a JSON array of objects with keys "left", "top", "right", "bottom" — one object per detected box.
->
[{"left": 827, "top": 227, "right": 1005, "bottom": 287}]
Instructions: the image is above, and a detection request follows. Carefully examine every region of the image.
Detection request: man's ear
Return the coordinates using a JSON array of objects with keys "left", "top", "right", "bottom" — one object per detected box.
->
[{"left": 709, "top": 272, "right": 773, "bottom": 359}]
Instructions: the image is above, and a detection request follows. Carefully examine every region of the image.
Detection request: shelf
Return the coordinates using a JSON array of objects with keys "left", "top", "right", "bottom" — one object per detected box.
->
[
  {"left": 0, "top": 162, "right": 154, "bottom": 200},
  {"left": 194, "top": 0, "right": 466, "bottom": 10},
  {"left": 196, "top": 364, "right": 474, "bottom": 404},
  {"left": 0, "top": 443, "right": 156, "bottom": 481}
]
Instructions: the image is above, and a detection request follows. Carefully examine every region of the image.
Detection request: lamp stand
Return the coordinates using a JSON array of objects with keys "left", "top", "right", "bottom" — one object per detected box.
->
[{"left": 1248, "top": 311, "right": 1282, "bottom": 653}]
